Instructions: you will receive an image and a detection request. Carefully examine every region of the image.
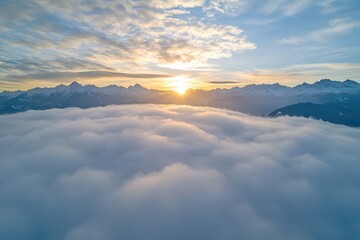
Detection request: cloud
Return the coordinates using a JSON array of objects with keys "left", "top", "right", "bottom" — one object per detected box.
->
[
  {"left": 204, "top": 0, "right": 249, "bottom": 16},
  {"left": 201, "top": 0, "right": 344, "bottom": 20},
  {"left": 3, "top": 71, "right": 170, "bottom": 81},
  {"left": 279, "top": 18, "right": 359, "bottom": 45},
  {"left": 204, "top": 0, "right": 332, "bottom": 17},
  {"left": 209, "top": 80, "right": 241, "bottom": 84},
  {"left": 262, "top": 0, "right": 312, "bottom": 16},
  {"left": 261, "top": 0, "right": 341, "bottom": 16},
  {"left": 1, "top": 104, "right": 360, "bottom": 240},
  {"left": 147, "top": 0, "right": 205, "bottom": 9},
  {"left": 0, "top": 0, "right": 255, "bottom": 86}
]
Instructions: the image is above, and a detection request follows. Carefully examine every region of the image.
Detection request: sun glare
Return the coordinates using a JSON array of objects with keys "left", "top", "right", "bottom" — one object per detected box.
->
[
  {"left": 175, "top": 83, "right": 187, "bottom": 94},
  {"left": 171, "top": 76, "right": 189, "bottom": 95}
]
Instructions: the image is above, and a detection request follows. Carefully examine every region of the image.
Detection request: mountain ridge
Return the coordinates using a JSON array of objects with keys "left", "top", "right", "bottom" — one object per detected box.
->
[
  {"left": 269, "top": 97, "right": 360, "bottom": 127},
  {"left": 2, "top": 79, "right": 360, "bottom": 96},
  {"left": 1, "top": 79, "right": 360, "bottom": 126}
]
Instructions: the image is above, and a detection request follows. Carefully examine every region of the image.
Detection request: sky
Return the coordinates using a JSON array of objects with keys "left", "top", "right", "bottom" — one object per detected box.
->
[
  {"left": 1, "top": 104, "right": 360, "bottom": 239},
  {"left": 1, "top": 0, "right": 360, "bottom": 91}
]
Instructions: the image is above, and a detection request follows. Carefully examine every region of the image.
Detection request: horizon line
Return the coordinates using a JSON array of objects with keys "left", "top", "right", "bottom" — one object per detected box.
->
[{"left": 1, "top": 78, "right": 359, "bottom": 93}]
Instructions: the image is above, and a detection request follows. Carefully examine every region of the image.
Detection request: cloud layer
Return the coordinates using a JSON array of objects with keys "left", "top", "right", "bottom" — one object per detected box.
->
[{"left": 1, "top": 104, "right": 360, "bottom": 240}]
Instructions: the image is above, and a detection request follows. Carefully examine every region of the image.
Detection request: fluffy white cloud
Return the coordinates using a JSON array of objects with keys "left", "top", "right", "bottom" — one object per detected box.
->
[{"left": 1, "top": 104, "right": 360, "bottom": 240}]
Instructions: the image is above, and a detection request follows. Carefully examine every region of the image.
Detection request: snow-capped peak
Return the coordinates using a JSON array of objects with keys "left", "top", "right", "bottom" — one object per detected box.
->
[
  {"left": 293, "top": 79, "right": 360, "bottom": 94},
  {"left": 210, "top": 79, "right": 360, "bottom": 96},
  {"left": 2, "top": 79, "right": 360, "bottom": 100},
  {"left": 240, "top": 83, "right": 291, "bottom": 96}
]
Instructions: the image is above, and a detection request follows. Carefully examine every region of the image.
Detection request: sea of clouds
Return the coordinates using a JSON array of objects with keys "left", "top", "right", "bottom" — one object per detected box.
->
[{"left": 1, "top": 104, "right": 360, "bottom": 240}]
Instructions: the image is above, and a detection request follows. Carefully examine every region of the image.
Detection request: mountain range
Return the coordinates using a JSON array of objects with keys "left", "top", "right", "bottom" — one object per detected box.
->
[{"left": 1, "top": 79, "right": 360, "bottom": 126}]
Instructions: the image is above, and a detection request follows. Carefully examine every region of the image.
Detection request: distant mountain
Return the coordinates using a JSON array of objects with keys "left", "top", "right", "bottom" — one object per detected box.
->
[
  {"left": 0, "top": 82, "right": 157, "bottom": 114},
  {"left": 203, "top": 79, "right": 360, "bottom": 115},
  {"left": 269, "top": 95, "right": 360, "bottom": 127},
  {"left": 211, "top": 79, "right": 360, "bottom": 96},
  {"left": 1, "top": 79, "right": 360, "bottom": 123},
  {"left": 0, "top": 90, "right": 25, "bottom": 104}
]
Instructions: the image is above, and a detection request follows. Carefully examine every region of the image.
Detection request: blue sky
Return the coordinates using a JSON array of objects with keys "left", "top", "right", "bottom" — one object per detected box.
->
[{"left": 1, "top": 0, "right": 360, "bottom": 90}]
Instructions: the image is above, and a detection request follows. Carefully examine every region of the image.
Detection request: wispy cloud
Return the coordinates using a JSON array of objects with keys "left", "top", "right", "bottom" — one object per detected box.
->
[
  {"left": 261, "top": 0, "right": 342, "bottom": 16},
  {"left": 147, "top": 0, "right": 205, "bottom": 9},
  {"left": 204, "top": 0, "right": 249, "bottom": 17},
  {"left": 3, "top": 71, "right": 170, "bottom": 81},
  {"left": 205, "top": 0, "right": 327, "bottom": 17},
  {"left": 279, "top": 18, "right": 359, "bottom": 45},
  {"left": 262, "top": 0, "right": 311, "bottom": 16},
  {"left": 209, "top": 81, "right": 242, "bottom": 84},
  {"left": 318, "top": 0, "right": 341, "bottom": 14}
]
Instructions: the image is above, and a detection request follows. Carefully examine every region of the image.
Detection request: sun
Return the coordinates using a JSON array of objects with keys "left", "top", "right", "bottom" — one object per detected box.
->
[
  {"left": 171, "top": 76, "right": 189, "bottom": 95},
  {"left": 175, "top": 82, "right": 187, "bottom": 94}
]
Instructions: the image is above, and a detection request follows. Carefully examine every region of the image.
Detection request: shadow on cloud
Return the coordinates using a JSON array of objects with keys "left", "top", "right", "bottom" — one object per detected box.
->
[{"left": 0, "top": 104, "right": 360, "bottom": 240}]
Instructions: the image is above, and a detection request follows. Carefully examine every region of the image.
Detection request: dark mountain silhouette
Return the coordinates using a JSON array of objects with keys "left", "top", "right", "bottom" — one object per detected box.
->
[{"left": 269, "top": 95, "right": 360, "bottom": 127}]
